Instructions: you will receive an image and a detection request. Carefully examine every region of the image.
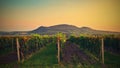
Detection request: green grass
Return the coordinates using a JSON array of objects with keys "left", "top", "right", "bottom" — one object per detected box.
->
[{"left": 21, "top": 43, "right": 58, "bottom": 67}]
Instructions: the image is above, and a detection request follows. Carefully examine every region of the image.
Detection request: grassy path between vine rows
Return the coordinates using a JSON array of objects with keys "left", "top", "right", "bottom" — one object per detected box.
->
[{"left": 20, "top": 43, "right": 58, "bottom": 68}]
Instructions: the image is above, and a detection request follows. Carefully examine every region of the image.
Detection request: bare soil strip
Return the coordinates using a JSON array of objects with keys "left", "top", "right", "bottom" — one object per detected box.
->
[{"left": 0, "top": 52, "right": 17, "bottom": 64}]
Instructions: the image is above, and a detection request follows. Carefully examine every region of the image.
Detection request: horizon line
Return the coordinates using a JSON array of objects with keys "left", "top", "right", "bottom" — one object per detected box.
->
[{"left": 0, "top": 24, "right": 120, "bottom": 33}]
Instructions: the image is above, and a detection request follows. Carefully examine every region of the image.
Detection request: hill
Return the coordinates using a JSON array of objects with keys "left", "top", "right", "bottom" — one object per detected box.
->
[
  {"left": 30, "top": 24, "right": 120, "bottom": 35},
  {"left": 0, "top": 24, "right": 120, "bottom": 36}
]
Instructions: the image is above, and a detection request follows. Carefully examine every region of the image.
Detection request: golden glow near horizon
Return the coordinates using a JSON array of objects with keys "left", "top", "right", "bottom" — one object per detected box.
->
[{"left": 0, "top": 0, "right": 120, "bottom": 32}]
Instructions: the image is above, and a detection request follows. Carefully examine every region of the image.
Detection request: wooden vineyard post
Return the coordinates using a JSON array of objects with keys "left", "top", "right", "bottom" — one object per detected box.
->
[
  {"left": 16, "top": 38, "right": 20, "bottom": 63},
  {"left": 36, "top": 37, "right": 38, "bottom": 50},
  {"left": 57, "top": 36, "right": 60, "bottom": 64},
  {"left": 12, "top": 38, "right": 14, "bottom": 51},
  {"left": 101, "top": 38, "right": 104, "bottom": 64}
]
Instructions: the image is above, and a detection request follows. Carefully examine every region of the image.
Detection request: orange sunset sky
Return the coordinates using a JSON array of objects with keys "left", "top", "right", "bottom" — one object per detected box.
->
[{"left": 0, "top": 0, "right": 120, "bottom": 32}]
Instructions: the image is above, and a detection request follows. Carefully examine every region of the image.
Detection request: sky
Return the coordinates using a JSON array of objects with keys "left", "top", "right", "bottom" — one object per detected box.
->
[{"left": 0, "top": 0, "right": 120, "bottom": 32}]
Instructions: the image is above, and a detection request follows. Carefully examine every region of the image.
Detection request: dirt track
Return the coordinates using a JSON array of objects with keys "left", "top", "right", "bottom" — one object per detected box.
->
[
  {"left": 0, "top": 52, "right": 17, "bottom": 64},
  {"left": 62, "top": 41, "right": 97, "bottom": 65}
]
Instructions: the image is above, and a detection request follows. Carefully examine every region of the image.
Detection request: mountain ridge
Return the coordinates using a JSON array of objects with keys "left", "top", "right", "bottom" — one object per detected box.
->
[
  {"left": 30, "top": 24, "right": 120, "bottom": 35},
  {"left": 0, "top": 24, "right": 120, "bottom": 35}
]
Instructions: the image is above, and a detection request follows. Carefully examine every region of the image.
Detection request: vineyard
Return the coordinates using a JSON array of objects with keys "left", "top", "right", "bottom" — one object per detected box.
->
[{"left": 0, "top": 34, "right": 120, "bottom": 68}]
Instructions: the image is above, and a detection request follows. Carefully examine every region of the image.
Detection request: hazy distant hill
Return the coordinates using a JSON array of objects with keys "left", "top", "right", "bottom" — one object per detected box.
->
[
  {"left": 31, "top": 24, "right": 80, "bottom": 35},
  {"left": 0, "top": 24, "right": 120, "bottom": 36},
  {"left": 30, "top": 24, "right": 120, "bottom": 35}
]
